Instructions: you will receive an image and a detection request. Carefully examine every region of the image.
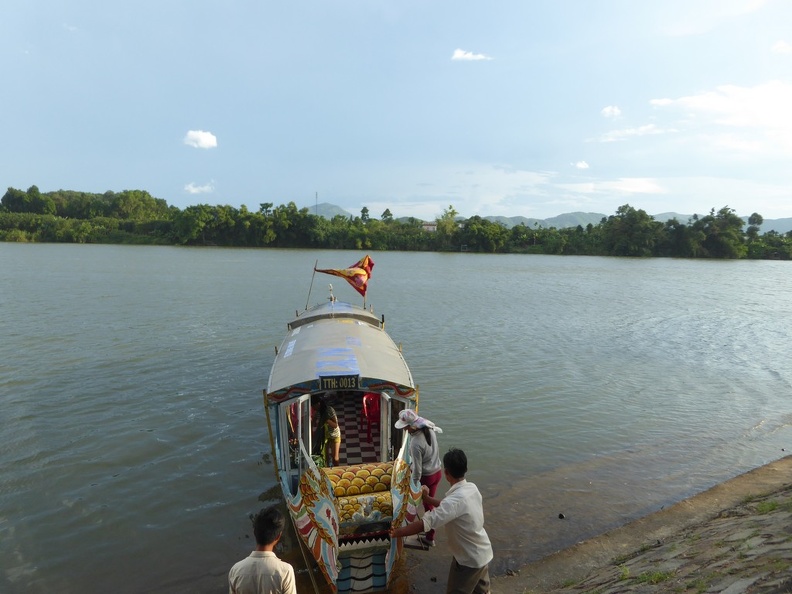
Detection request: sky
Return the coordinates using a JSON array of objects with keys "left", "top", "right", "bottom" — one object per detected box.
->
[{"left": 3, "top": 0, "right": 792, "bottom": 222}]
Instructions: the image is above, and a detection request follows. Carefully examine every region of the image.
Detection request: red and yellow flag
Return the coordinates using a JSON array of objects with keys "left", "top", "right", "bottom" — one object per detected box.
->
[{"left": 314, "top": 255, "right": 375, "bottom": 297}]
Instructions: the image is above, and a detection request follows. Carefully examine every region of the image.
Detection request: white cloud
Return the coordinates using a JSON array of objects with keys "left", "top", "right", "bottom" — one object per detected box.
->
[
  {"left": 351, "top": 163, "right": 554, "bottom": 220},
  {"left": 601, "top": 105, "right": 621, "bottom": 118},
  {"left": 657, "top": 176, "right": 792, "bottom": 217},
  {"left": 599, "top": 124, "right": 675, "bottom": 142},
  {"left": 707, "top": 133, "right": 764, "bottom": 154},
  {"left": 599, "top": 178, "right": 666, "bottom": 194},
  {"left": 772, "top": 40, "right": 792, "bottom": 54},
  {"left": 184, "top": 181, "right": 215, "bottom": 194},
  {"left": 560, "top": 178, "right": 666, "bottom": 195},
  {"left": 650, "top": 81, "right": 792, "bottom": 154},
  {"left": 574, "top": 161, "right": 590, "bottom": 169},
  {"left": 662, "top": 0, "right": 768, "bottom": 37},
  {"left": 183, "top": 130, "right": 218, "bottom": 149},
  {"left": 451, "top": 48, "right": 493, "bottom": 61}
]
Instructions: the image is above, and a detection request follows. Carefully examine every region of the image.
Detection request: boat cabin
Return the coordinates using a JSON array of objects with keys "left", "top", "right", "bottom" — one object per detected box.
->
[{"left": 265, "top": 300, "right": 422, "bottom": 593}]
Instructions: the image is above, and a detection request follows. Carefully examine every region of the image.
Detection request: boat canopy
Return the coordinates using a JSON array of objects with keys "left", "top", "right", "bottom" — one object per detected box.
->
[{"left": 266, "top": 301, "right": 416, "bottom": 402}]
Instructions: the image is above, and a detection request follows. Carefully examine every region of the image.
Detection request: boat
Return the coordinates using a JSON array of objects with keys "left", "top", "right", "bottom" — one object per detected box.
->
[{"left": 263, "top": 261, "right": 423, "bottom": 593}]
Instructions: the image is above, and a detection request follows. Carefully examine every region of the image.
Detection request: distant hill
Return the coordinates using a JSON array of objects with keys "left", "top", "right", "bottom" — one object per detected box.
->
[
  {"left": 301, "top": 203, "right": 792, "bottom": 234},
  {"left": 652, "top": 212, "right": 792, "bottom": 234},
  {"left": 484, "top": 215, "right": 544, "bottom": 228},
  {"left": 763, "top": 218, "right": 792, "bottom": 234},
  {"left": 643, "top": 212, "right": 792, "bottom": 234},
  {"left": 540, "top": 212, "right": 606, "bottom": 228},
  {"left": 308, "top": 202, "right": 355, "bottom": 219}
]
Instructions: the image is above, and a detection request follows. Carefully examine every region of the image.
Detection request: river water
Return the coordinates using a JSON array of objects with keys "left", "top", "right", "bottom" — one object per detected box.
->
[{"left": 2, "top": 244, "right": 791, "bottom": 592}]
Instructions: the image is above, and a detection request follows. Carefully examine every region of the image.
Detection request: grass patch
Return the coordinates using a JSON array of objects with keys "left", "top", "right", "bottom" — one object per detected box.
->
[
  {"left": 618, "top": 565, "right": 630, "bottom": 581},
  {"left": 612, "top": 552, "right": 634, "bottom": 565},
  {"left": 687, "top": 577, "right": 709, "bottom": 594},
  {"left": 756, "top": 500, "right": 779, "bottom": 514},
  {"left": 636, "top": 570, "right": 673, "bottom": 584},
  {"left": 768, "top": 557, "right": 792, "bottom": 572}
]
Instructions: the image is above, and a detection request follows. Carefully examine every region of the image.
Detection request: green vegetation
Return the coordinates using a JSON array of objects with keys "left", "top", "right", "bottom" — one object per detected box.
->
[
  {"left": 2, "top": 185, "right": 791, "bottom": 259},
  {"left": 687, "top": 575, "right": 712, "bottom": 593},
  {"left": 635, "top": 570, "right": 673, "bottom": 584},
  {"left": 618, "top": 565, "right": 630, "bottom": 580},
  {"left": 756, "top": 500, "right": 779, "bottom": 514}
]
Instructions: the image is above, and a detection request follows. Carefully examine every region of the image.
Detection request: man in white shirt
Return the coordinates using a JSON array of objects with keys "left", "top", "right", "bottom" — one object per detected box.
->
[
  {"left": 228, "top": 505, "right": 297, "bottom": 594},
  {"left": 391, "top": 448, "right": 493, "bottom": 594}
]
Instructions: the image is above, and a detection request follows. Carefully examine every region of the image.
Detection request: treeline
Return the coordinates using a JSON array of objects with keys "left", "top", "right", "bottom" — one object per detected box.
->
[{"left": 1, "top": 185, "right": 790, "bottom": 259}]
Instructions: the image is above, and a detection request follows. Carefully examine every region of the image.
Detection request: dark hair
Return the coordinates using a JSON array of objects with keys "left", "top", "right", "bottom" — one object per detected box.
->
[
  {"left": 443, "top": 447, "right": 467, "bottom": 479},
  {"left": 253, "top": 505, "right": 285, "bottom": 546},
  {"left": 312, "top": 394, "right": 330, "bottom": 415},
  {"left": 419, "top": 426, "right": 433, "bottom": 447}
]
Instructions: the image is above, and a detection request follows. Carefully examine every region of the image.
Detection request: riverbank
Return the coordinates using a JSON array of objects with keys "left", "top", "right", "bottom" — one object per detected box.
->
[{"left": 402, "top": 455, "right": 792, "bottom": 593}]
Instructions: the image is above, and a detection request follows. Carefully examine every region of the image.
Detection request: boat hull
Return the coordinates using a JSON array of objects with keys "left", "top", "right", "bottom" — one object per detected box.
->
[{"left": 264, "top": 300, "right": 423, "bottom": 593}]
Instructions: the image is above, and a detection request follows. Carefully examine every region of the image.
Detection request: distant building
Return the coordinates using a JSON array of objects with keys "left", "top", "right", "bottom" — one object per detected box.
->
[{"left": 422, "top": 222, "right": 437, "bottom": 232}]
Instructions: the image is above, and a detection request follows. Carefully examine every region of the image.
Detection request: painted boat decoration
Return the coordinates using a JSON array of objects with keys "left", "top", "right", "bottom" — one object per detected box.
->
[{"left": 264, "top": 257, "right": 423, "bottom": 593}]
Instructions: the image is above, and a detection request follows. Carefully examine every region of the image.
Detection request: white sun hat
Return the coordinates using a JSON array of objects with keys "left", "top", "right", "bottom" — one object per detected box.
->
[{"left": 394, "top": 409, "right": 443, "bottom": 433}]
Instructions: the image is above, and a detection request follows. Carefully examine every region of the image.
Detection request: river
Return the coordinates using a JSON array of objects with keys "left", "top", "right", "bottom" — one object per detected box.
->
[{"left": 1, "top": 244, "right": 790, "bottom": 592}]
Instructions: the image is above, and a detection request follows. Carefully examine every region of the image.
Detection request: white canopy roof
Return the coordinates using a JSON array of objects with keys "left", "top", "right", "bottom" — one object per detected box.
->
[{"left": 266, "top": 301, "right": 415, "bottom": 400}]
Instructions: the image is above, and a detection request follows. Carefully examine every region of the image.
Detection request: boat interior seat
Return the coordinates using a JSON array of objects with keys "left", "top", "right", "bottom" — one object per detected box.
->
[
  {"left": 359, "top": 392, "right": 380, "bottom": 443},
  {"left": 322, "top": 462, "right": 394, "bottom": 537}
]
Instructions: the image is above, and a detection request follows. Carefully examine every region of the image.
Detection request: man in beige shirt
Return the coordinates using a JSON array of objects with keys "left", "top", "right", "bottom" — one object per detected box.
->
[{"left": 228, "top": 505, "right": 296, "bottom": 594}]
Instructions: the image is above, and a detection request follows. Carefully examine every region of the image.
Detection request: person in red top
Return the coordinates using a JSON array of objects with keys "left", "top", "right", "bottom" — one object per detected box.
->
[{"left": 394, "top": 409, "right": 443, "bottom": 546}]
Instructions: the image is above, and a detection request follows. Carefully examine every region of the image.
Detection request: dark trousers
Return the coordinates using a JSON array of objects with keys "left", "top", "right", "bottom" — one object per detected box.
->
[{"left": 446, "top": 558, "right": 490, "bottom": 594}]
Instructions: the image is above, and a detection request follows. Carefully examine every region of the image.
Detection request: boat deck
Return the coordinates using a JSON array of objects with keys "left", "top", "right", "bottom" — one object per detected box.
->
[{"left": 335, "top": 395, "right": 381, "bottom": 466}]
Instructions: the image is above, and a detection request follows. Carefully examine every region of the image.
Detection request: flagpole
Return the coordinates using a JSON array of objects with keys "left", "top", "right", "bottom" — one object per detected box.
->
[{"left": 305, "top": 260, "right": 319, "bottom": 311}]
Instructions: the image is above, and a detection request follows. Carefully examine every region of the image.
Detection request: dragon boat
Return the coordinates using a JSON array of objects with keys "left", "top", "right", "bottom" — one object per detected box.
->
[{"left": 264, "top": 261, "right": 423, "bottom": 593}]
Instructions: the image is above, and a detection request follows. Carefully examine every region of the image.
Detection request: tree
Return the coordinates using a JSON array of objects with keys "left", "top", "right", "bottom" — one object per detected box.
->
[
  {"left": 600, "top": 204, "right": 664, "bottom": 256},
  {"left": 248, "top": 211, "right": 276, "bottom": 246},
  {"left": 110, "top": 190, "right": 169, "bottom": 220},
  {"left": 659, "top": 217, "right": 704, "bottom": 257},
  {"left": 507, "top": 223, "right": 533, "bottom": 252},
  {"left": 361, "top": 206, "right": 370, "bottom": 222},
  {"left": 0, "top": 186, "right": 56, "bottom": 215},
  {"left": 434, "top": 205, "right": 460, "bottom": 250},
  {"left": 460, "top": 216, "right": 508, "bottom": 252},
  {"left": 746, "top": 212, "right": 763, "bottom": 243},
  {"left": 2, "top": 187, "right": 29, "bottom": 212},
  {"left": 381, "top": 208, "right": 393, "bottom": 223},
  {"left": 691, "top": 207, "right": 746, "bottom": 258},
  {"left": 172, "top": 204, "right": 214, "bottom": 244}
]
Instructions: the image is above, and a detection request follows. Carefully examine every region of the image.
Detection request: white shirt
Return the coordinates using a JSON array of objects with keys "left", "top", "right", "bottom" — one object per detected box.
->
[
  {"left": 422, "top": 479, "right": 494, "bottom": 569},
  {"left": 228, "top": 550, "right": 296, "bottom": 594}
]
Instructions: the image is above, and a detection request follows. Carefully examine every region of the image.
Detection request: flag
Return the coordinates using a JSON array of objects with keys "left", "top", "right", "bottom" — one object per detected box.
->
[{"left": 315, "top": 255, "right": 375, "bottom": 297}]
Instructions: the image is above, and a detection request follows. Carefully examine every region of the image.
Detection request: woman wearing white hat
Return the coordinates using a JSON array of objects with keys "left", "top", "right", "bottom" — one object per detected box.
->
[{"left": 395, "top": 409, "right": 443, "bottom": 547}]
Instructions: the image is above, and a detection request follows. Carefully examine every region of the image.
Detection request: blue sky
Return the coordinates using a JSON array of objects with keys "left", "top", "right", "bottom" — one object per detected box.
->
[{"left": 3, "top": 1, "right": 792, "bottom": 221}]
